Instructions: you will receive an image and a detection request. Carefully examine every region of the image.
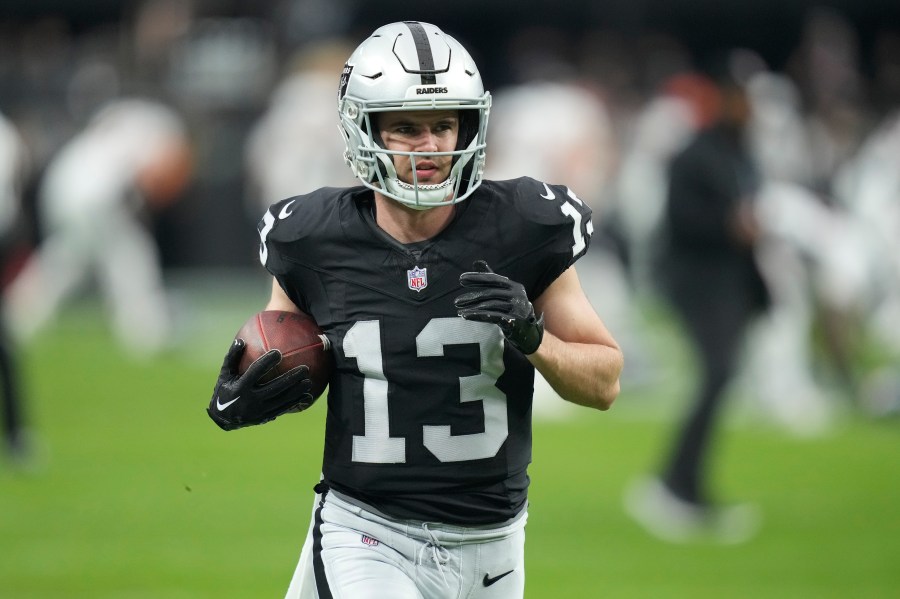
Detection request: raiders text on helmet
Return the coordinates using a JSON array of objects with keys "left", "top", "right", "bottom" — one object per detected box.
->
[{"left": 337, "top": 21, "right": 491, "bottom": 209}]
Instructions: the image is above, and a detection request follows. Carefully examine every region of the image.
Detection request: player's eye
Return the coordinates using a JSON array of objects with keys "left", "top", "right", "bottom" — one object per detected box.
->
[
  {"left": 434, "top": 120, "right": 457, "bottom": 133},
  {"left": 393, "top": 125, "right": 417, "bottom": 136}
]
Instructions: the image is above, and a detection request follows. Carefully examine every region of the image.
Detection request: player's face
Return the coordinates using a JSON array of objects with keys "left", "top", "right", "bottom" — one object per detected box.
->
[{"left": 378, "top": 110, "right": 459, "bottom": 186}]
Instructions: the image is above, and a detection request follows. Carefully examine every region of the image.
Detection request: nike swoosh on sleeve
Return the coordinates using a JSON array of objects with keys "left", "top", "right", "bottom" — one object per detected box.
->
[
  {"left": 539, "top": 183, "right": 555, "bottom": 200},
  {"left": 278, "top": 199, "right": 297, "bottom": 219}
]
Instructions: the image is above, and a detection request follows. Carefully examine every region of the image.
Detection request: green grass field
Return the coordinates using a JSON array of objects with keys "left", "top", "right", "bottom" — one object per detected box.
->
[{"left": 1, "top": 277, "right": 899, "bottom": 598}]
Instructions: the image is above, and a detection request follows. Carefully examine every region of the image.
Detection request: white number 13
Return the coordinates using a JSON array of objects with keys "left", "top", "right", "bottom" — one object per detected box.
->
[{"left": 343, "top": 318, "right": 508, "bottom": 464}]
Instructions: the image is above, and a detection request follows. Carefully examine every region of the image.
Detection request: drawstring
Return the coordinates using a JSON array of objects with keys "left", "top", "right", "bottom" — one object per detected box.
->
[{"left": 417, "top": 522, "right": 450, "bottom": 588}]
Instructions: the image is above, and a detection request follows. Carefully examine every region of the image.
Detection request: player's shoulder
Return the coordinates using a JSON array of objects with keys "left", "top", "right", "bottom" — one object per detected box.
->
[
  {"left": 264, "top": 186, "right": 355, "bottom": 243},
  {"left": 473, "top": 177, "right": 593, "bottom": 291},
  {"left": 481, "top": 176, "right": 592, "bottom": 224}
]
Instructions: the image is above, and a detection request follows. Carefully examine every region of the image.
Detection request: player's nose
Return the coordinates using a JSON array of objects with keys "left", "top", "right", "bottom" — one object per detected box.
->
[{"left": 413, "top": 131, "right": 440, "bottom": 152}]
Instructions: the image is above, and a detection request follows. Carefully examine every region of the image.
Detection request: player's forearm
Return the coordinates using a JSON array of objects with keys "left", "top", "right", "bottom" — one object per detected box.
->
[{"left": 527, "top": 332, "right": 623, "bottom": 410}]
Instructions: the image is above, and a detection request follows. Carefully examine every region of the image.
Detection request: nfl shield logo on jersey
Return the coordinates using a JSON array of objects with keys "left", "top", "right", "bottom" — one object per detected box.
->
[{"left": 407, "top": 266, "right": 427, "bottom": 292}]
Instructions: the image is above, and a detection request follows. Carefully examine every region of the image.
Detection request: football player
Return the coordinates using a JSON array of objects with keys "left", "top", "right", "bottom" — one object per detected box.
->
[
  {"left": 208, "top": 21, "right": 623, "bottom": 598},
  {"left": 0, "top": 110, "right": 30, "bottom": 466}
]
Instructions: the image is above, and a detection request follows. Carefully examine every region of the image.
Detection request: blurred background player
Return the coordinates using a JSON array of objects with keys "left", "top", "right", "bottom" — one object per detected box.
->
[
  {"left": 244, "top": 38, "right": 358, "bottom": 214},
  {"left": 831, "top": 107, "right": 900, "bottom": 416},
  {"left": 2, "top": 98, "right": 192, "bottom": 357},
  {"left": 615, "top": 65, "right": 848, "bottom": 436},
  {"left": 0, "top": 109, "right": 32, "bottom": 466},
  {"left": 625, "top": 60, "right": 768, "bottom": 544}
]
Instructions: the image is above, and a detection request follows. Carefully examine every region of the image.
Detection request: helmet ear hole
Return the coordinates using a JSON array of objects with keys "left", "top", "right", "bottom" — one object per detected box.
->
[
  {"left": 366, "top": 114, "right": 390, "bottom": 180},
  {"left": 456, "top": 109, "right": 480, "bottom": 151},
  {"left": 454, "top": 109, "right": 484, "bottom": 186}
]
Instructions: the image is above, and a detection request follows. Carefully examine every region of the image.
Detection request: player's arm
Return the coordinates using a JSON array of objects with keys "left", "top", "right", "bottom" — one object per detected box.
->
[
  {"left": 456, "top": 261, "right": 622, "bottom": 411},
  {"left": 266, "top": 277, "right": 303, "bottom": 312},
  {"left": 529, "top": 266, "right": 622, "bottom": 410}
]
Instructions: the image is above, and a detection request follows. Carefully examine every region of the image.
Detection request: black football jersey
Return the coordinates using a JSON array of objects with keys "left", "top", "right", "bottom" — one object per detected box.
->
[{"left": 258, "top": 177, "right": 593, "bottom": 524}]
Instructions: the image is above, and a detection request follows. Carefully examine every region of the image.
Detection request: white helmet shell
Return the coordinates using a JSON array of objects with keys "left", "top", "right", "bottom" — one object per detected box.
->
[{"left": 338, "top": 21, "right": 491, "bottom": 209}]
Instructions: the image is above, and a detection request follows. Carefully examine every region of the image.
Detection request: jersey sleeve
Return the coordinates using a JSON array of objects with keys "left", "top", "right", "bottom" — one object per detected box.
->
[
  {"left": 508, "top": 177, "right": 594, "bottom": 299},
  {"left": 256, "top": 190, "right": 342, "bottom": 313},
  {"left": 257, "top": 190, "right": 341, "bottom": 274},
  {"left": 257, "top": 196, "right": 298, "bottom": 277}
]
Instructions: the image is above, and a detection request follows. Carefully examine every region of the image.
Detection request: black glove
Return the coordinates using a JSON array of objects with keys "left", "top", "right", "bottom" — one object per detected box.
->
[
  {"left": 455, "top": 260, "right": 544, "bottom": 355},
  {"left": 207, "top": 338, "right": 313, "bottom": 431}
]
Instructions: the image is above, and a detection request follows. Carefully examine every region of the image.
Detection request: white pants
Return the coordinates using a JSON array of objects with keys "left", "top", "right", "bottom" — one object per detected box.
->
[
  {"left": 4, "top": 202, "right": 171, "bottom": 356},
  {"left": 285, "top": 489, "right": 527, "bottom": 599}
]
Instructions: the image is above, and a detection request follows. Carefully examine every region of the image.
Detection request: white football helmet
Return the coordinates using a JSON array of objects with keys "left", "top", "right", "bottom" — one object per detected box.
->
[{"left": 338, "top": 21, "right": 491, "bottom": 209}]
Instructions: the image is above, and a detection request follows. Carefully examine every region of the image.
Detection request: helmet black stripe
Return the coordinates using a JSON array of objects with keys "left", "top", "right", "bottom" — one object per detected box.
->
[{"left": 403, "top": 21, "right": 437, "bottom": 85}]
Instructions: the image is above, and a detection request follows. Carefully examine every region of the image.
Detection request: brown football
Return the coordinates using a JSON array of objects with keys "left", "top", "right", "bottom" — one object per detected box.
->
[{"left": 235, "top": 310, "right": 333, "bottom": 399}]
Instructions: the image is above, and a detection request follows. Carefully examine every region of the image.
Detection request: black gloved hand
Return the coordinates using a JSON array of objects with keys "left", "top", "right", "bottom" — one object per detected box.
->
[
  {"left": 455, "top": 260, "right": 544, "bottom": 355},
  {"left": 207, "top": 338, "right": 313, "bottom": 431}
]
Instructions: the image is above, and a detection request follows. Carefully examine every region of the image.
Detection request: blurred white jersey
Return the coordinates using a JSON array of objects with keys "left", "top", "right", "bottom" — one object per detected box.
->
[
  {"left": 832, "top": 111, "right": 900, "bottom": 351},
  {"left": 40, "top": 100, "right": 185, "bottom": 228},
  {"left": 746, "top": 72, "right": 815, "bottom": 186},
  {"left": 4, "top": 99, "right": 188, "bottom": 356},
  {"left": 485, "top": 81, "right": 615, "bottom": 208},
  {"left": 0, "top": 112, "right": 26, "bottom": 237},
  {"left": 246, "top": 68, "right": 357, "bottom": 210}
]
